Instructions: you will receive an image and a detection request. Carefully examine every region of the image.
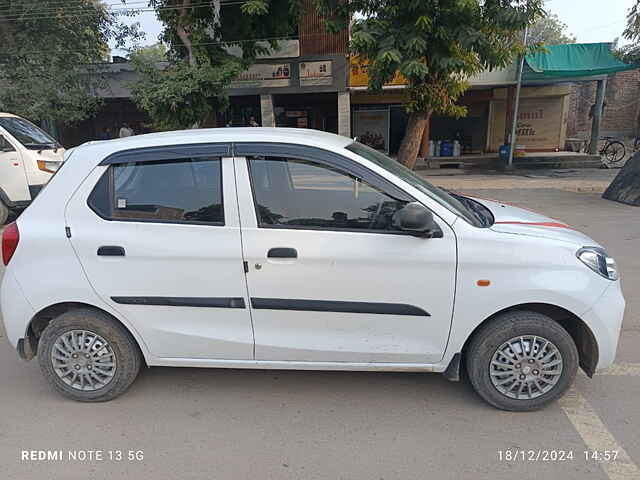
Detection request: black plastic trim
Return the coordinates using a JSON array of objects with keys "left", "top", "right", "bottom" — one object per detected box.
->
[
  {"left": 17, "top": 338, "right": 27, "bottom": 360},
  {"left": 99, "top": 143, "right": 232, "bottom": 165},
  {"left": 250, "top": 298, "right": 430, "bottom": 316},
  {"left": 267, "top": 247, "right": 297, "bottom": 258},
  {"left": 111, "top": 296, "right": 246, "bottom": 308},
  {"left": 97, "top": 246, "right": 125, "bottom": 256},
  {"left": 237, "top": 142, "right": 414, "bottom": 202},
  {"left": 28, "top": 184, "right": 44, "bottom": 199},
  {"left": 443, "top": 353, "right": 461, "bottom": 382}
]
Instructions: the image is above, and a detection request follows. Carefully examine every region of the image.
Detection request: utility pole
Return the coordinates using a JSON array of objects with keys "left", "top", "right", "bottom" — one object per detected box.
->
[
  {"left": 507, "top": 26, "right": 528, "bottom": 169},
  {"left": 588, "top": 78, "right": 607, "bottom": 154}
]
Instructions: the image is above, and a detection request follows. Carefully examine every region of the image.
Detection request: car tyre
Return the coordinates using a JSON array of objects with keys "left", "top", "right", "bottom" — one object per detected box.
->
[
  {"left": 465, "top": 311, "right": 578, "bottom": 411},
  {"left": 0, "top": 200, "right": 9, "bottom": 225},
  {"left": 38, "top": 309, "right": 141, "bottom": 402}
]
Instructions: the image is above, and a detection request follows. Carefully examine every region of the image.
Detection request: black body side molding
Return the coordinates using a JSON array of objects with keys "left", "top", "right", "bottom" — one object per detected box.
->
[
  {"left": 111, "top": 296, "right": 246, "bottom": 308},
  {"left": 250, "top": 298, "right": 430, "bottom": 317}
]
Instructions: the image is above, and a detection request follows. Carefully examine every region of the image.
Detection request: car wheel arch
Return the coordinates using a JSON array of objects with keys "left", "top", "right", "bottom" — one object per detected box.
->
[
  {"left": 459, "top": 302, "right": 598, "bottom": 378},
  {"left": 25, "top": 302, "right": 149, "bottom": 365}
]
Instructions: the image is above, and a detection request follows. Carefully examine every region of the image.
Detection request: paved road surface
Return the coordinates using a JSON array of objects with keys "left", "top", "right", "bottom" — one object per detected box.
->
[{"left": 1, "top": 186, "right": 638, "bottom": 480}]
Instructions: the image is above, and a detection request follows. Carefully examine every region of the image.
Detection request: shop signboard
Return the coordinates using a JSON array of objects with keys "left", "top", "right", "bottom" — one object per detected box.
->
[
  {"left": 349, "top": 55, "right": 407, "bottom": 88},
  {"left": 514, "top": 98, "right": 564, "bottom": 148},
  {"left": 300, "top": 61, "right": 333, "bottom": 86},
  {"left": 488, "top": 95, "right": 567, "bottom": 151},
  {"left": 230, "top": 64, "right": 291, "bottom": 88},
  {"left": 353, "top": 110, "right": 390, "bottom": 151}
]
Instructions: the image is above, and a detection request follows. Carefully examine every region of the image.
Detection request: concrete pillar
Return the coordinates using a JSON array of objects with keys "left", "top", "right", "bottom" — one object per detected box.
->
[
  {"left": 589, "top": 78, "right": 607, "bottom": 154},
  {"left": 338, "top": 91, "right": 351, "bottom": 138},
  {"left": 260, "top": 94, "right": 275, "bottom": 127}
]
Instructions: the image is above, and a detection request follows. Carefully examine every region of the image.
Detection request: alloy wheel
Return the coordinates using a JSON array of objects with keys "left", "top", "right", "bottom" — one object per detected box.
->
[
  {"left": 489, "top": 335, "right": 563, "bottom": 400},
  {"left": 50, "top": 329, "right": 117, "bottom": 391}
]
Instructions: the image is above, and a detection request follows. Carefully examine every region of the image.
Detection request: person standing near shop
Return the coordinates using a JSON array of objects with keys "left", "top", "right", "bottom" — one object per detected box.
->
[
  {"left": 248, "top": 116, "right": 260, "bottom": 127},
  {"left": 119, "top": 122, "right": 134, "bottom": 138}
]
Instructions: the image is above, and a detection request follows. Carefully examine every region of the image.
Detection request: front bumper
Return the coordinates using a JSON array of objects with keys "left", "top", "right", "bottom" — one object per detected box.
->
[{"left": 582, "top": 280, "right": 626, "bottom": 370}]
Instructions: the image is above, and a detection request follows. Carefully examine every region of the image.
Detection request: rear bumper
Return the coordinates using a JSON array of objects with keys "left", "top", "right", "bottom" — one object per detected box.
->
[
  {"left": 0, "top": 270, "right": 35, "bottom": 350},
  {"left": 583, "top": 281, "right": 626, "bottom": 370}
]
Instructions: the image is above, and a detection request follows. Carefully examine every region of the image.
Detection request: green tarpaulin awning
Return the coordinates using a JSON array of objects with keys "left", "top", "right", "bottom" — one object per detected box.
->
[{"left": 524, "top": 42, "right": 637, "bottom": 79}]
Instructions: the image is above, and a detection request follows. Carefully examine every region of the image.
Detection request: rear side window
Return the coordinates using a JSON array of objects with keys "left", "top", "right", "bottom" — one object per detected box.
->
[{"left": 88, "top": 157, "right": 224, "bottom": 225}]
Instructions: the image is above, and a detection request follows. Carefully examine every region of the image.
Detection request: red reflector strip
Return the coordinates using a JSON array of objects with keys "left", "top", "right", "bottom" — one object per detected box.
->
[{"left": 494, "top": 221, "right": 576, "bottom": 230}]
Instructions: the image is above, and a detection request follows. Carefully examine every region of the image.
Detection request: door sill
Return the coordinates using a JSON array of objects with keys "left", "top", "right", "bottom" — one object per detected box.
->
[{"left": 149, "top": 357, "right": 443, "bottom": 372}]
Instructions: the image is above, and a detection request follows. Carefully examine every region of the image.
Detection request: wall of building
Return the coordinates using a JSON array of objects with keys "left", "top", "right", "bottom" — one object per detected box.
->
[{"left": 567, "top": 69, "right": 640, "bottom": 140}]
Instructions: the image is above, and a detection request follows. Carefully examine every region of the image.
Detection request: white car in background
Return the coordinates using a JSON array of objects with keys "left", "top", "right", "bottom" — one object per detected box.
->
[
  {"left": 0, "top": 128, "right": 625, "bottom": 410},
  {"left": 0, "top": 113, "right": 65, "bottom": 224}
]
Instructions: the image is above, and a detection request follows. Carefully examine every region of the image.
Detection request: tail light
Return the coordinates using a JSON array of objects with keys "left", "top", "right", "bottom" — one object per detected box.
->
[{"left": 2, "top": 222, "right": 20, "bottom": 265}]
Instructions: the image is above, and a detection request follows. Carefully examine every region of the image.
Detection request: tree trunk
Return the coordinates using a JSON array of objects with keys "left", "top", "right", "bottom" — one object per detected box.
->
[
  {"left": 602, "top": 152, "right": 640, "bottom": 206},
  {"left": 398, "top": 112, "right": 430, "bottom": 169},
  {"left": 176, "top": 0, "right": 196, "bottom": 67}
]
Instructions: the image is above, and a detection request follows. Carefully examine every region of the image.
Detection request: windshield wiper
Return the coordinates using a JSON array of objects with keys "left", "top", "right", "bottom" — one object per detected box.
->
[{"left": 24, "top": 142, "right": 60, "bottom": 151}]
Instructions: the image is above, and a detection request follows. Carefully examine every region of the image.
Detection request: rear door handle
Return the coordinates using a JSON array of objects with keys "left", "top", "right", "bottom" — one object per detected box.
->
[
  {"left": 97, "top": 246, "right": 125, "bottom": 256},
  {"left": 267, "top": 247, "right": 297, "bottom": 258}
]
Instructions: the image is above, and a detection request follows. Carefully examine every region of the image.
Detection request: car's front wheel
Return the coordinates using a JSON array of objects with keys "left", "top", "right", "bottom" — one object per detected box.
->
[
  {"left": 38, "top": 309, "right": 141, "bottom": 402},
  {"left": 465, "top": 311, "right": 578, "bottom": 411}
]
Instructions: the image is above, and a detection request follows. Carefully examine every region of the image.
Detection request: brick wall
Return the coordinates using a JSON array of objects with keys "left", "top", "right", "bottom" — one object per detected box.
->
[{"left": 567, "top": 69, "right": 640, "bottom": 140}]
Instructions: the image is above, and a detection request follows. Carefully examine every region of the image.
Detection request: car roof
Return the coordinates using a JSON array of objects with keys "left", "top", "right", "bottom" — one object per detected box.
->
[
  {"left": 78, "top": 127, "right": 354, "bottom": 160},
  {"left": 0, "top": 112, "right": 20, "bottom": 118}
]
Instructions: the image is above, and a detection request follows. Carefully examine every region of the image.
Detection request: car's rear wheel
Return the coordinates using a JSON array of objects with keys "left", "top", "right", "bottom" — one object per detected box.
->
[
  {"left": 38, "top": 309, "right": 141, "bottom": 402},
  {"left": 465, "top": 311, "right": 578, "bottom": 411}
]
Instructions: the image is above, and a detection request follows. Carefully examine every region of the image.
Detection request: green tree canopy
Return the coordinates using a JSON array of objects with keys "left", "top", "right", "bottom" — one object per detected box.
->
[
  {"left": 620, "top": 1, "right": 640, "bottom": 63},
  {"left": 0, "top": 0, "right": 142, "bottom": 124},
  {"left": 130, "top": 0, "right": 302, "bottom": 131},
  {"left": 317, "top": 0, "right": 544, "bottom": 167},
  {"left": 527, "top": 12, "right": 576, "bottom": 46}
]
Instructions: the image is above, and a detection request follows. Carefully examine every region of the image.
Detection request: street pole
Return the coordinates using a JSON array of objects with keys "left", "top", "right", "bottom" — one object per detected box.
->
[
  {"left": 507, "top": 26, "right": 528, "bottom": 169},
  {"left": 588, "top": 78, "right": 607, "bottom": 154}
]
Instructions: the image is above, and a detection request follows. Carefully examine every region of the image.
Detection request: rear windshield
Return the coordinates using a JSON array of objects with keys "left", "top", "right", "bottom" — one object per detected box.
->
[{"left": 0, "top": 117, "right": 60, "bottom": 150}]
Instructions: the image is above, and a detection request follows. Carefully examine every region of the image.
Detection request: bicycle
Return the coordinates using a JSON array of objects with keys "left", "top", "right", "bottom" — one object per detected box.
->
[{"left": 599, "top": 136, "right": 626, "bottom": 164}]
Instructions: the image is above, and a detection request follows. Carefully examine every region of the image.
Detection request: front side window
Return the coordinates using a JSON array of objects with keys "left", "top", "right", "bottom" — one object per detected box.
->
[
  {"left": 248, "top": 156, "right": 408, "bottom": 232},
  {"left": 346, "top": 141, "right": 490, "bottom": 227},
  {"left": 89, "top": 157, "right": 224, "bottom": 224}
]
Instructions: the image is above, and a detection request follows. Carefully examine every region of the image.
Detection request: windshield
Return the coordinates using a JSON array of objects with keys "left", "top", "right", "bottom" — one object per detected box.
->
[
  {"left": 346, "top": 142, "right": 488, "bottom": 227},
  {"left": 0, "top": 117, "right": 60, "bottom": 150}
]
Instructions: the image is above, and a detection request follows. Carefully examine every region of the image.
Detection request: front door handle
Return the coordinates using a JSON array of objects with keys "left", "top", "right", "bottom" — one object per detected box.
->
[
  {"left": 267, "top": 247, "right": 297, "bottom": 259},
  {"left": 97, "top": 246, "right": 125, "bottom": 256}
]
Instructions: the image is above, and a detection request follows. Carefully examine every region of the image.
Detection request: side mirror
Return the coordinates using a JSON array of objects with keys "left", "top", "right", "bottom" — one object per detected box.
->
[{"left": 393, "top": 202, "right": 443, "bottom": 238}]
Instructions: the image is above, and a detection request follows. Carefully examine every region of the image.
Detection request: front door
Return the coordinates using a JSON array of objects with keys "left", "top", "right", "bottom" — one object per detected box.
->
[
  {"left": 234, "top": 144, "right": 457, "bottom": 364},
  {"left": 0, "top": 133, "right": 30, "bottom": 203},
  {"left": 66, "top": 145, "right": 254, "bottom": 360}
]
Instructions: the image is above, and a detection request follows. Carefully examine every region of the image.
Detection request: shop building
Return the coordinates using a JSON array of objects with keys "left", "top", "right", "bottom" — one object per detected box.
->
[
  {"left": 58, "top": 0, "right": 350, "bottom": 147},
  {"left": 347, "top": 43, "right": 636, "bottom": 160}
]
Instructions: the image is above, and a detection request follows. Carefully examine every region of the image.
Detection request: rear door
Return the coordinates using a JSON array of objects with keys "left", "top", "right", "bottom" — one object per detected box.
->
[
  {"left": 66, "top": 144, "right": 254, "bottom": 361},
  {"left": 234, "top": 143, "right": 457, "bottom": 364}
]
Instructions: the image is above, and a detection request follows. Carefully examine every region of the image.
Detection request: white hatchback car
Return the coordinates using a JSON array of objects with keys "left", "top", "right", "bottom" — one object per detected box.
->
[{"left": 0, "top": 128, "right": 625, "bottom": 410}]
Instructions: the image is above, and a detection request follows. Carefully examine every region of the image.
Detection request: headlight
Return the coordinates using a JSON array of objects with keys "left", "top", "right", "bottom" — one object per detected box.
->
[
  {"left": 37, "top": 160, "right": 60, "bottom": 173},
  {"left": 577, "top": 247, "right": 618, "bottom": 281}
]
